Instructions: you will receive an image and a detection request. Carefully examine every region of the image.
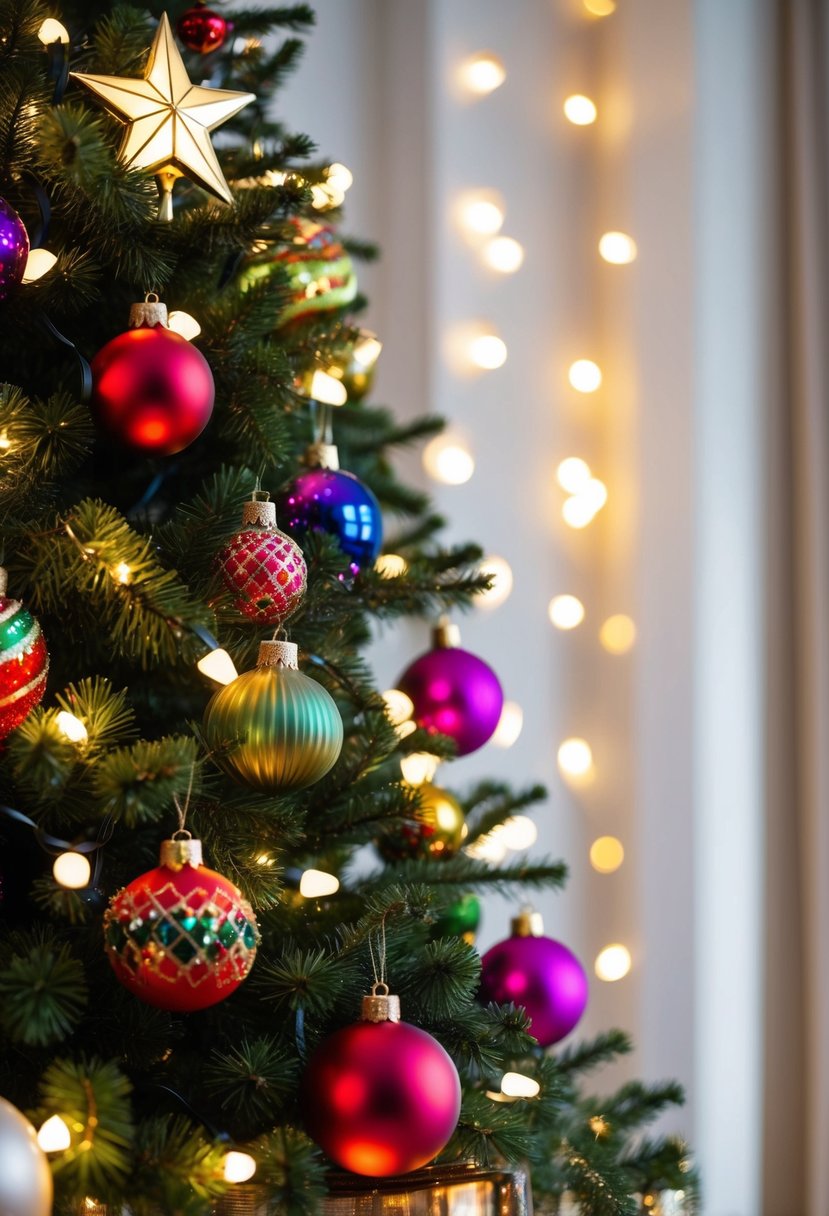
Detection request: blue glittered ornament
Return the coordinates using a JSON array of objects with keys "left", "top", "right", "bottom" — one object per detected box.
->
[{"left": 279, "top": 445, "right": 382, "bottom": 574}]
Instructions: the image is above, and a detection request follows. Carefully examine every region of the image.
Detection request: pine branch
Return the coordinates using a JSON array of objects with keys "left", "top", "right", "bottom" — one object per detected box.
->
[
  {"left": 0, "top": 927, "right": 88, "bottom": 1045},
  {"left": 37, "top": 1056, "right": 134, "bottom": 1195}
]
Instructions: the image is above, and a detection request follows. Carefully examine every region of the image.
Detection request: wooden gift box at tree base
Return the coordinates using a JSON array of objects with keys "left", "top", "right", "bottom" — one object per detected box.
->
[{"left": 75, "top": 1164, "right": 532, "bottom": 1216}]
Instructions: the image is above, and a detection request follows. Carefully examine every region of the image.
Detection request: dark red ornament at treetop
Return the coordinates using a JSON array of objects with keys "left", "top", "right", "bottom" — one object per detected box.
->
[
  {"left": 177, "top": 3, "right": 229, "bottom": 54},
  {"left": 103, "top": 835, "right": 259, "bottom": 1013},
  {"left": 302, "top": 983, "right": 461, "bottom": 1176},
  {"left": 91, "top": 295, "right": 214, "bottom": 456},
  {"left": 0, "top": 567, "right": 48, "bottom": 741},
  {"left": 217, "top": 492, "right": 307, "bottom": 625}
]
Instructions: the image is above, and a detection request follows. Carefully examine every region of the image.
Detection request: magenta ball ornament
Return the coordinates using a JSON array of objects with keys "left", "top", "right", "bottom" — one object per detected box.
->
[
  {"left": 478, "top": 911, "right": 588, "bottom": 1047},
  {"left": 397, "top": 621, "right": 503, "bottom": 756},
  {"left": 0, "top": 198, "right": 29, "bottom": 302},
  {"left": 302, "top": 989, "right": 461, "bottom": 1176}
]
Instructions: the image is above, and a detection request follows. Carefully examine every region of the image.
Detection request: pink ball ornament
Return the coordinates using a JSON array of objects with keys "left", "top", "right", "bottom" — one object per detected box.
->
[
  {"left": 216, "top": 493, "right": 307, "bottom": 625},
  {"left": 303, "top": 985, "right": 461, "bottom": 1176},
  {"left": 478, "top": 909, "right": 588, "bottom": 1047},
  {"left": 397, "top": 619, "right": 503, "bottom": 756},
  {"left": 91, "top": 296, "right": 214, "bottom": 456}
]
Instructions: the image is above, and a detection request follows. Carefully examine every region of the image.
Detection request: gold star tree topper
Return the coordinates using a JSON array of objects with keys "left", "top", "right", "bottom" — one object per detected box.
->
[{"left": 72, "top": 13, "right": 254, "bottom": 220}]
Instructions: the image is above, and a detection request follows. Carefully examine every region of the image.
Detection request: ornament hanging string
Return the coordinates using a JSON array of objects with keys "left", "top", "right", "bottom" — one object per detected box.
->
[
  {"left": 368, "top": 914, "right": 388, "bottom": 991},
  {"left": 172, "top": 761, "right": 196, "bottom": 836}
]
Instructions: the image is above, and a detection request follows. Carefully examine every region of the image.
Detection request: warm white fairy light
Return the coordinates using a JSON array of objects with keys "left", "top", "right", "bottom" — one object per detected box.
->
[
  {"left": 352, "top": 331, "right": 382, "bottom": 368},
  {"left": 557, "top": 737, "right": 593, "bottom": 778},
  {"left": 375, "top": 553, "right": 408, "bottom": 578},
  {"left": 255, "top": 853, "right": 274, "bottom": 867},
  {"left": 563, "top": 94, "right": 598, "bottom": 125},
  {"left": 600, "top": 614, "right": 637, "bottom": 655},
  {"left": 556, "top": 457, "right": 592, "bottom": 494},
  {"left": 53, "top": 851, "right": 91, "bottom": 889},
  {"left": 584, "top": 0, "right": 617, "bottom": 16},
  {"left": 468, "top": 332, "right": 507, "bottom": 370},
  {"left": 395, "top": 719, "right": 417, "bottom": 740},
  {"left": 562, "top": 479, "right": 607, "bottom": 529},
  {"left": 465, "top": 834, "right": 507, "bottom": 863},
  {"left": 491, "top": 701, "right": 523, "bottom": 748},
  {"left": 326, "top": 162, "right": 353, "bottom": 192},
  {"left": 495, "top": 816, "right": 538, "bottom": 851},
  {"left": 595, "top": 944, "right": 631, "bottom": 982},
  {"left": 548, "top": 595, "right": 585, "bottom": 630},
  {"left": 197, "top": 649, "right": 239, "bottom": 685},
  {"left": 400, "top": 753, "right": 440, "bottom": 786},
  {"left": 311, "top": 182, "right": 345, "bottom": 209},
  {"left": 310, "top": 370, "right": 348, "bottom": 406},
  {"left": 482, "top": 236, "right": 524, "bottom": 274},
  {"left": 478, "top": 556, "right": 513, "bottom": 608},
  {"left": 457, "top": 192, "right": 505, "bottom": 237},
  {"left": 423, "top": 435, "right": 475, "bottom": 485},
  {"left": 38, "top": 1115, "right": 71, "bottom": 1152},
  {"left": 590, "top": 836, "right": 625, "bottom": 874},
  {"left": 598, "top": 232, "right": 638, "bottom": 265},
  {"left": 114, "top": 562, "right": 131, "bottom": 585},
  {"left": 22, "top": 248, "right": 57, "bottom": 282},
  {"left": 382, "top": 689, "right": 414, "bottom": 726},
  {"left": 223, "top": 1151, "right": 257, "bottom": 1183},
  {"left": 501, "top": 1072, "right": 541, "bottom": 1099},
  {"left": 568, "top": 359, "right": 602, "bottom": 393},
  {"left": 0, "top": 431, "right": 10, "bottom": 453},
  {"left": 459, "top": 52, "right": 506, "bottom": 96},
  {"left": 56, "top": 710, "right": 88, "bottom": 743},
  {"left": 299, "top": 870, "right": 340, "bottom": 898},
  {"left": 167, "top": 311, "right": 202, "bottom": 340},
  {"left": 38, "top": 18, "right": 69, "bottom": 43}
]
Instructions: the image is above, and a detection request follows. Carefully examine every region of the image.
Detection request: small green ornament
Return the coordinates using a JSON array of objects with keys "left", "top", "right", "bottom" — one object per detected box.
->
[{"left": 432, "top": 894, "right": 481, "bottom": 943}]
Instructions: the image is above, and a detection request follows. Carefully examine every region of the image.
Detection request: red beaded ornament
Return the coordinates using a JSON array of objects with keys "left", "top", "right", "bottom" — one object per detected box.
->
[
  {"left": 0, "top": 568, "right": 48, "bottom": 740},
  {"left": 104, "top": 836, "right": 259, "bottom": 1013},
  {"left": 216, "top": 493, "right": 307, "bottom": 625}
]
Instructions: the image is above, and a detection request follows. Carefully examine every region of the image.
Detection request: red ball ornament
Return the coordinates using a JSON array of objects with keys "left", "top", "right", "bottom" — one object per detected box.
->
[
  {"left": 103, "top": 836, "right": 259, "bottom": 1012},
  {"left": 0, "top": 567, "right": 48, "bottom": 740},
  {"left": 216, "top": 493, "right": 307, "bottom": 625},
  {"left": 303, "top": 985, "right": 461, "bottom": 1177},
  {"left": 91, "top": 296, "right": 214, "bottom": 456},
  {"left": 177, "top": 3, "right": 229, "bottom": 53}
]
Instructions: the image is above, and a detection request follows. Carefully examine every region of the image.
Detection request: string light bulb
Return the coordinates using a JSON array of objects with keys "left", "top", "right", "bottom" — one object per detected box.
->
[
  {"left": 167, "top": 310, "right": 202, "bottom": 340},
  {"left": 556, "top": 457, "right": 592, "bottom": 493},
  {"left": 501, "top": 1072, "right": 540, "bottom": 1099},
  {"left": 37, "top": 1115, "right": 71, "bottom": 1152},
  {"left": 223, "top": 1151, "right": 257, "bottom": 1183},
  {"left": 478, "top": 556, "right": 513, "bottom": 608},
  {"left": 595, "top": 944, "right": 631, "bottom": 982},
  {"left": 197, "top": 648, "right": 239, "bottom": 685},
  {"left": 563, "top": 94, "right": 597, "bottom": 125},
  {"left": 590, "top": 836, "right": 625, "bottom": 874},
  {"left": 38, "top": 18, "right": 69, "bottom": 43},
  {"left": 468, "top": 331, "right": 507, "bottom": 370},
  {"left": 22, "top": 248, "right": 57, "bottom": 282},
  {"left": 56, "top": 710, "right": 88, "bottom": 743},
  {"left": 400, "top": 753, "right": 440, "bottom": 786},
  {"left": 382, "top": 689, "right": 414, "bottom": 726},
  {"left": 548, "top": 595, "right": 585, "bottom": 630},
  {"left": 583, "top": 0, "right": 617, "bottom": 16},
  {"left": 459, "top": 52, "right": 506, "bottom": 96},
  {"left": 598, "top": 231, "right": 638, "bottom": 265},
  {"left": 310, "top": 370, "right": 348, "bottom": 406},
  {"left": 557, "top": 737, "right": 593, "bottom": 778},
  {"left": 600, "top": 614, "right": 637, "bottom": 655},
  {"left": 457, "top": 191, "right": 505, "bottom": 237},
  {"left": 114, "top": 562, "right": 131, "bottom": 585},
  {"left": 482, "top": 236, "right": 524, "bottom": 274},
  {"left": 53, "top": 851, "right": 92, "bottom": 889},
  {"left": 352, "top": 330, "right": 382, "bottom": 368},
  {"left": 326, "top": 162, "right": 353, "bottom": 192},
  {"left": 568, "top": 359, "right": 602, "bottom": 393},
  {"left": 491, "top": 700, "right": 523, "bottom": 748},
  {"left": 375, "top": 553, "right": 408, "bottom": 578},
  {"left": 423, "top": 435, "right": 475, "bottom": 485},
  {"left": 496, "top": 816, "right": 538, "bottom": 851},
  {"left": 299, "top": 870, "right": 340, "bottom": 898}
]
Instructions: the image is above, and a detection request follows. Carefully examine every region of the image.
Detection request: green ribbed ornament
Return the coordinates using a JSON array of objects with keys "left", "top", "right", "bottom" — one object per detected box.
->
[{"left": 203, "top": 640, "right": 343, "bottom": 792}]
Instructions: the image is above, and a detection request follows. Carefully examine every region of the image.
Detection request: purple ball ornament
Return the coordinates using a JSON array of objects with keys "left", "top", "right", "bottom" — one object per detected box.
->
[
  {"left": 279, "top": 441, "right": 382, "bottom": 576},
  {"left": 0, "top": 198, "right": 30, "bottom": 302},
  {"left": 479, "top": 908, "right": 588, "bottom": 1047},
  {"left": 397, "top": 618, "right": 504, "bottom": 756}
]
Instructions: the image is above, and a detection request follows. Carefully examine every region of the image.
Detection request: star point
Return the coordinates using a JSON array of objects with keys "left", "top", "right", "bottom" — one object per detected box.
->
[{"left": 72, "top": 13, "right": 254, "bottom": 217}]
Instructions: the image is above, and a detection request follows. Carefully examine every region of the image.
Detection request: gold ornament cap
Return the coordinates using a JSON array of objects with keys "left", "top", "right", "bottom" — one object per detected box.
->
[
  {"left": 511, "top": 906, "right": 544, "bottom": 937},
  {"left": 241, "top": 492, "right": 277, "bottom": 529},
  {"left": 306, "top": 442, "right": 340, "bottom": 470},
  {"left": 257, "top": 639, "right": 299, "bottom": 670},
  {"left": 160, "top": 836, "right": 203, "bottom": 870},
  {"left": 129, "top": 294, "right": 168, "bottom": 329},
  {"left": 432, "top": 615, "right": 462, "bottom": 649},
  {"left": 361, "top": 982, "right": 401, "bottom": 1023}
]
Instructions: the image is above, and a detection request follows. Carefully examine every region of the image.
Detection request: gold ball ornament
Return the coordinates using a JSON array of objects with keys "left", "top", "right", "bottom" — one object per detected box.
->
[
  {"left": 377, "top": 783, "right": 467, "bottom": 861},
  {"left": 203, "top": 640, "right": 343, "bottom": 792},
  {"left": 0, "top": 1097, "right": 53, "bottom": 1216}
]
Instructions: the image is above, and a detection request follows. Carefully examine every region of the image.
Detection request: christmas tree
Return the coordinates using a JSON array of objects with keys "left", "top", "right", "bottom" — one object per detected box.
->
[{"left": 0, "top": 2, "right": 697, "bottom": 1213}]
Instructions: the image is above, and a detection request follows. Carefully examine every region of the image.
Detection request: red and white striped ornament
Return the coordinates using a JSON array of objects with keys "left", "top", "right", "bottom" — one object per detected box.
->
[{"left": 0, "top": 568, "right": 48, "bottom": 740}]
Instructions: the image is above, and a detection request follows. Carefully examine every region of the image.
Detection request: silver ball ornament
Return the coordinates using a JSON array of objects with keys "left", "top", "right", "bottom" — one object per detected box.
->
[{"left": 0, "top": 1096, "right": 53, "bottom": 1216}]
